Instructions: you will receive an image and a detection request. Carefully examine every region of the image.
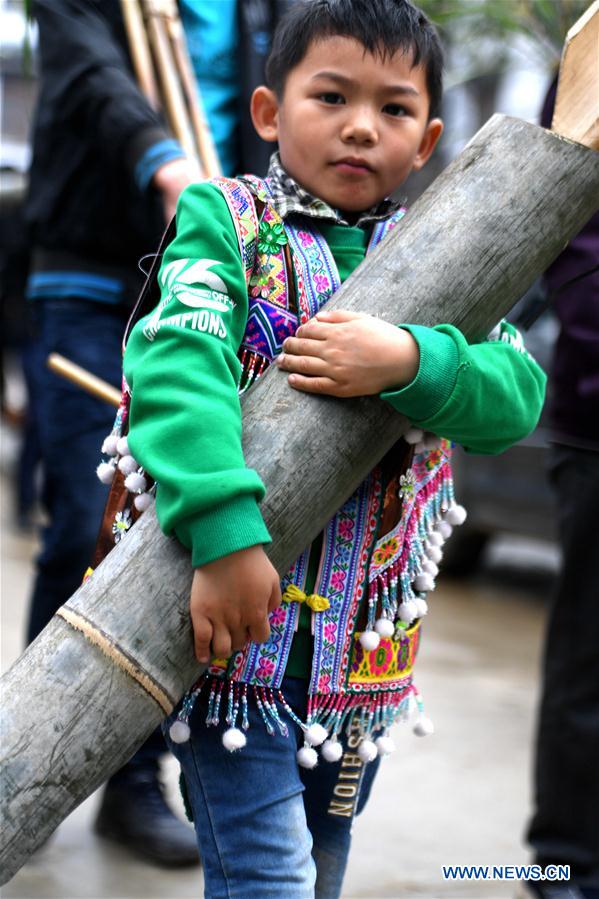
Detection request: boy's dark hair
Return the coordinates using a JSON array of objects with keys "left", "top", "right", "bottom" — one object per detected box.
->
[{"left": 266, "top": 0, "right": 444, "bottom": 119}]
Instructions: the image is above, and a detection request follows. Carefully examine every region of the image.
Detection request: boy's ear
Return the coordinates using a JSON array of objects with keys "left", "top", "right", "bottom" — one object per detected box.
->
[
  {"left": 411, "top": 118, "right": 444, "bottom": 172},
  {"left": 251, "top": 86, "right": 280, "bottom": 143}
]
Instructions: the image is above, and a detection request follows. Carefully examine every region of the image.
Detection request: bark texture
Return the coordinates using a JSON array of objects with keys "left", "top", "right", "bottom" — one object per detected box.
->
[{"left": 2, "top": 116, "right": 599, "bottom": 883}]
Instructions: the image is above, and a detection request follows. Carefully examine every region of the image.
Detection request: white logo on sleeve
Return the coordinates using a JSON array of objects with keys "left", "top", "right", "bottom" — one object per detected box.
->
[{"left": 143, "top": 258, "right": 233, "bottom": 342}]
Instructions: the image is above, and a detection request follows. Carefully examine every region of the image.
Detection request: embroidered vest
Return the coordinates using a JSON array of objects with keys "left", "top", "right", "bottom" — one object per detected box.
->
[{"left": 98, "top": 176, "right": 464, "bottom": 759}]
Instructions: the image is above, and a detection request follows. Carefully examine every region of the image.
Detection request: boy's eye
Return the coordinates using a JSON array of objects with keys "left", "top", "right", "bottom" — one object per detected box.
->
[
  {"left": 319, "top": 92, "right": 345, "bottom": 105},
  {"left": 384, "top": 103, "right": 408, "bottom": 117}
]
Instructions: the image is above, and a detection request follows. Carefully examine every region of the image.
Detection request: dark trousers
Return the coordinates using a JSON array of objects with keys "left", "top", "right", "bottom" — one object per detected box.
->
[
  {"left": 527, "top": 444, "right": 599, "bottom": 885},
  {"left": 28, "top": 298, "right": 164, "bottom": 765}
]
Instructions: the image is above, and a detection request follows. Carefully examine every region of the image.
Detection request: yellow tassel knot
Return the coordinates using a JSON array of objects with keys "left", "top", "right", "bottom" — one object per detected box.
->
[{"left": 282, "top": 584, "right": 330, "bottom": 612}]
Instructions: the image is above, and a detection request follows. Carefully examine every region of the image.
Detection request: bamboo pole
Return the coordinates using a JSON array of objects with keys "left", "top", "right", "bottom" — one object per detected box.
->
[
  {"left": 120, "top": 0, "right": 160, "bottom": 110},
  {"left": 165, "top": 9, "right": 222, "bottom": 177},
  {"left": 47, "top": 354, "right": 121, "bottom": 408},
  {"left": 1, "top": 116, "right": 599, "bottom": 884},
  {"left": 144, "top": 0, "right": 199, "bottom": 167}
]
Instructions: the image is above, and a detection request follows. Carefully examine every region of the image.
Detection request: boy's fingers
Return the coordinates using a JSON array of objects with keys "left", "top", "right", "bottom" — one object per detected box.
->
[
  {"left": 294, "top": 319, "right": 336, "bottom": 340},
  {"left": 230, "top": 626, "right": 249, "bottom": 653},
  {"left": 248, "top": 617, "right": 271, "bottom": 645},
  {"left": 268, "top": 580, "right": 282, "bottom": 612},
  {"left": 276, "top": 352, "right": 328, "bottom": 377},
  {"left": 211, "top": 626, "right": 232, "bottom": 660},
  {"left": 287, "top": 374, "right": 345, "bottom": 396},
  {"left": 281, "top": 335, "right": 326, "bottom": 357},
  {"left": 315, "top": 309, "right": 367, "bottom": 323},
  {"left": 193, "top": 615, "right": 213, "bottom": 664}
]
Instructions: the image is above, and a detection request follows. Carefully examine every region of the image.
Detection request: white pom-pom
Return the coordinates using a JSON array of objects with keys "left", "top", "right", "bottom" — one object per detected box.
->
[
  {"left": 357, "top": 739, "right": 378, "bottom": 763},
  {"left": 413, "top": 715, "right": 435, "bottom": 737},
  {"left": 321, "top": 739, "right": 343, "bottom": 763},
  {"left": 169, "top": 720, "right": 191, "bottom": 744},
  {"left": 116, "top": 435, "right": 129, "bottom": 457},
  {"left": 427, "top": 530, "right": 444, "bottom": 547},
  {"left": 297, "top": 745, "right": 319, "bottom": 768},
  {"left": 421, "top": 559, "right": 439, "bottom": 577},
  {"left": 445, "top": 504, "right": 467, "bottom": 526},
  {"left": 437, "top": 520, "right": 453, "bottom": 540},
  {"left": 305, "top": 723, "right": 328, "bottom": 747},
  {"left": 96, "top": 461, "right": 116, "bottom": 484},
  {"left": 134, "top": 492, "right": 154, "bottom": 512},
  {"left": 374, "top": 618, "right": 395, "bottom": 638},
  {"left": 404, "top": 427, "right": 424, "bottom": 445},
  {"left": 222, "top": 727, "right": 247, "bottom": 752},
  {"left": 118, "top": 454, "right": 138, "bottom": 475},
  {"left": 398, "top": 600, "right": 417, "bottom": 624},
  {"left": 413, "top": 573, "right": 435, "bottom": 593},
  {"left": 102, "top": 434, "right": 119, "bottom": 456},
  {"left": 124, "top": 471, "right": 147, "bottom": 494},
  {"left": 426, "top": 545, "right": 443, "bottom": 565},
  {"left": 359, "top": 630, "right": 380, "bottom": 651},
  {"left": 375, "top": 735, "right": 396, "bottom": 756},
  {"left": 413, "top": 596, "right": 429, "bottom": 617}
]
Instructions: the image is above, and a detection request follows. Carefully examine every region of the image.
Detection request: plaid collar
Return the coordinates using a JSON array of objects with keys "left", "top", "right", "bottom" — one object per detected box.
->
[{"left": 240, "top": 152, "right": 403, "bottom": 228}]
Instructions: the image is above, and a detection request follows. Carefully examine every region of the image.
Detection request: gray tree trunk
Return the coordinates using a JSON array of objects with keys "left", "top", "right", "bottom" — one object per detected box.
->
[{"left": 2, "top": 115, "right": 599, "bottom": 884}]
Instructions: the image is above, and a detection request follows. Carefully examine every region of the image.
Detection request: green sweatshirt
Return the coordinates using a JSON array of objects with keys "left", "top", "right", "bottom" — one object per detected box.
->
[{"left": 124, "top": 179, "right": 546, "bottom": 591}]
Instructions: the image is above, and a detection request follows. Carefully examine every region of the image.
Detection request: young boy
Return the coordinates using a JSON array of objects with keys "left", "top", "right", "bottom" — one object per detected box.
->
[{"left": 121, "top": 1, "right": 546, "bottom": 895}]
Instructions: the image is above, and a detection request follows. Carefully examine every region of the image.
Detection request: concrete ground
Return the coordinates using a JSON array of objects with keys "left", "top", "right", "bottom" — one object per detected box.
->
[{"left": 1, "top": 427, "right": 556, "bottom": 899}]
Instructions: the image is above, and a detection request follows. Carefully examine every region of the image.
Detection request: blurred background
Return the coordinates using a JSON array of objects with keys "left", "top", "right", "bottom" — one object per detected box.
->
[{"left": 0, "top": 1, "right": 595, "bottom": 897}]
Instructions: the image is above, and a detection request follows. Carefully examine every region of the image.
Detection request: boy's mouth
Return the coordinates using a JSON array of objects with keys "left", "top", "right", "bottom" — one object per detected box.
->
[{"left": 333, "top": 157, "right": 373, "bottom": 175}]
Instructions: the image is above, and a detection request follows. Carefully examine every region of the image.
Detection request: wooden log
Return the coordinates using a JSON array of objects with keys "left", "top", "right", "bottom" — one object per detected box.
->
[{"left": 1, "top": 115, "right": 599, "bottom": 884}]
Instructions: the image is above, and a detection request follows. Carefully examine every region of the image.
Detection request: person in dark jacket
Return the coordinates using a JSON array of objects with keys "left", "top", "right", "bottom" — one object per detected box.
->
[
  {"left": 520, "top": 79, "right": 599, "bottom": 899},
  {"left": 25, "top": 0, "right": 292, "bottom": 867}
]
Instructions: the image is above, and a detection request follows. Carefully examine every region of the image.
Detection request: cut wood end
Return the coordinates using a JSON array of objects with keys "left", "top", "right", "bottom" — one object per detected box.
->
[{"left": 552, "top": 0, "right": 599, "bottom": 150}]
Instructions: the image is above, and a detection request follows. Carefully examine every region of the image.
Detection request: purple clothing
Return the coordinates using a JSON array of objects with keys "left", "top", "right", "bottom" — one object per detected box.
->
[{"left": 541, "top": 81, "right": 599, "bottom": 448}]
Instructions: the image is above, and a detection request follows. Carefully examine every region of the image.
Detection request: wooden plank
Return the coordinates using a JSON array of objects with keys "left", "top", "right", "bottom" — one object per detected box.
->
[
  {"left": 2, "top": 115, "right": 599, "bottom": 885},
  {"left": 552, "top": 0, "right": 599, "bottom": 149}
]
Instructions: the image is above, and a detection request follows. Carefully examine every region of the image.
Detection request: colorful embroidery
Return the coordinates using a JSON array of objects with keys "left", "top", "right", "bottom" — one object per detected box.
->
[
  {"left": 349, "top": 624, "right": 420, "bottom": 686},
  {"left": 311, "top": 472, "right": 382, "bottom": 695},
  {"left": 167, "top": 177, "right": 456, "bottom": 755}
]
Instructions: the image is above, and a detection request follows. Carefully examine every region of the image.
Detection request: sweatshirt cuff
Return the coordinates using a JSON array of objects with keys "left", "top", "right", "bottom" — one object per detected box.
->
[
  {"left": 380, "top": 325, "right": 460, "bottom": 422},
  {"left": 174, "top": 494, "right": 272, "bottom": 568},
  {"left": 126, "top": 126, "right": 185, "bottom": 189}
]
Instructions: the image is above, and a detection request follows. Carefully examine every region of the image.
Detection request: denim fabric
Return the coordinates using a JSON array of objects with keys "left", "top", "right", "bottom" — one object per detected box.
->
[
  {"left": 165, "top": 676, "right": 381, "bottom": 899},
  {"left": 26, "top": 298, "right": 166, "bottom": 768},
  {"left": 27, "top": 299, "right": 128, "bottom": 641}
]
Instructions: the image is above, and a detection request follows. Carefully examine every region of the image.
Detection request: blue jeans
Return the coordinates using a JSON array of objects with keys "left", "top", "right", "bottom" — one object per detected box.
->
[
  {"left": 27, "top": 297, "right": 165, "bottom": 766},
  {"left": 27, "top": 298, "right": 129, "bottom": 641},
  {"left": 165, "top": 676, "right": 380, "bottom": 899}
]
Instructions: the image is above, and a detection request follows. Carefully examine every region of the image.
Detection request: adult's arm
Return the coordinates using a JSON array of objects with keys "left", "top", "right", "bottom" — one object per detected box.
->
[{"left": 33, "top": 0, "right": 184, "bottom": 182}]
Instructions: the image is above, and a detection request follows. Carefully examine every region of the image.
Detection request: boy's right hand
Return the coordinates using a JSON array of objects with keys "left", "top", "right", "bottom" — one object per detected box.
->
[{"left": 190, "top": 545, "right": 282, "bottom": 664}]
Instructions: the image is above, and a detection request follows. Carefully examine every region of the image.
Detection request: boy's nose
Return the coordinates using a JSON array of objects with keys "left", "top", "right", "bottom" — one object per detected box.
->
[{"left": 340, "top": 108, "right": 378, "bottom": 145}]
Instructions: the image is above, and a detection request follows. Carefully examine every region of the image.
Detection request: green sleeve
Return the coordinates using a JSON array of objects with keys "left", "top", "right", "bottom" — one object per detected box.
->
[
  {"left": 380, "top": 321, "right": 547, "bottom": 455},
  {"left": 123, "top": 181, "right": 271, "bottom": 567}
]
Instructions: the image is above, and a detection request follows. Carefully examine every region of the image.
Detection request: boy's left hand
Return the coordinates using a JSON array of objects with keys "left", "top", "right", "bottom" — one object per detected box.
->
[{"left": 275, "top": 309, "right": 419, "bottom": 397}]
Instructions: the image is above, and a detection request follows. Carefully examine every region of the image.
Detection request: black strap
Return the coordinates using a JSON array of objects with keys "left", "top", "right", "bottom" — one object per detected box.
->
[{"left": 123, "top": 216, "right": 178, "bottom": 347}]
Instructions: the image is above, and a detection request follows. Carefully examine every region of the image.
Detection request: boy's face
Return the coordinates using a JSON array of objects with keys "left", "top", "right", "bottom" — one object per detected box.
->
[{"left": 252, "top": 36, "right": 443, "bottom": 215}]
